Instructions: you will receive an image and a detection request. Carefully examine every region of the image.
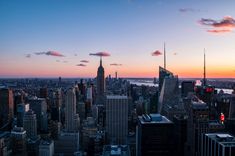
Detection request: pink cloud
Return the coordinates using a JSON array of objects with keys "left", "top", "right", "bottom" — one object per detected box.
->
[
  {"left": 89, "top": 52, "right": 111, "bottom": 57},
  {"left": 35, "top": 51, "right": 65, "bottom": 57},
  {"left": 76, "top": 64, "right": 86, "bottom": 67},
  {"left": 199, "top": 16, "right": 235, "bottom": 33},
  {"left": 152, "top": 50, "right": 162, "bottom": 56},
  {"left": 207, "top": 29, "right": 232, "bottom": 33},
  {"left": 80, "top": 60, "right": 89, "bottom": 63},
  {"left": 110, "top": 63, "right": 122, "bottom": 66}
]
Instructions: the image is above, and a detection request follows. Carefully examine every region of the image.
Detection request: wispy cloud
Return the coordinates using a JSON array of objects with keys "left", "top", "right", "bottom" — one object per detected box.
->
[
  {"left": 63, "top": 61, "right": 68, "bottom": 63},
  {"left": 76, "top": 64, "right": 86, "bottom": 67},
  {"left": 110, "top": 63, "right": 122, "bottom": 66},
  {"left": 74, "top": 54, "right": 78, "bottom": 56},
  {"left": 80, "top": 60, "right": 89, "bottom": 63},
  {"left": 152, "top": 50, "right": 162, "bottom": 56},
  {"left": 89, "top": 52, "right": 111, "bottom": 57},
  {"left": 34, "top": 51, "right": 65, "bottom": 57},
  {"left": 173, "top": 52, "right": 178, "bottom": 55},
  {"left": 56, "top": 60, "right": 60, "bottom": 62},
  {"left": 25, "top": 54, "right": 31, "bottom": 58},
  {"left": 199, "top": 16, "right": 235, "bottom": 33},
  {"left": 207, "top": 29, "right": 232, "bottom": 33},
  {"left": 179, "top": 8, "right": 201, "bottom": 13}
]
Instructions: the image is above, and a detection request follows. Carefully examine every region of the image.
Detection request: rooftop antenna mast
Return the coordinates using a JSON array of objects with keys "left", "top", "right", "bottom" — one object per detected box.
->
[
  {"left": 164, "top": 42, "right": 166, "bottom": 69},
  {"left": 203, "top": 48, "right": 206, "bottom": 86}
]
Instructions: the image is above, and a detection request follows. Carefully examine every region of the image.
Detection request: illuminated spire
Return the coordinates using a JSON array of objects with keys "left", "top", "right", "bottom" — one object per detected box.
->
[
  {"left": 164, "top": 42, "right": 166, "bottom": 69},
  {"left": 203, "top": 48, "right": 206, "bottom": 86},
  {"left": 100, "top": 56, "right": 102, "bottom": 67}
]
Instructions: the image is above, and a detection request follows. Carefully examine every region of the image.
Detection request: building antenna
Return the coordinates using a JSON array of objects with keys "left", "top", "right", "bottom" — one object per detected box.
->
[
  {"left": 203, "top": 48, "right": 206, "bottom": 86},
  {"left": 164, "top": 42, "right": 166, "bottom": 69}
]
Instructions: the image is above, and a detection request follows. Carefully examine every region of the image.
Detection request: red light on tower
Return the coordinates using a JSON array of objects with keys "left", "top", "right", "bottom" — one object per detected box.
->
[{"left": 220, "top": 113, "right": 225, "bottom": 124}]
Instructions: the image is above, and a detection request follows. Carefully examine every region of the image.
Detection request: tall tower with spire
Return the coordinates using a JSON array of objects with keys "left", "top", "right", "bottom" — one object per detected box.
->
[
  {"left": 203, "top": 49, "right": 207, "bottom": 86},
  {"left": 96, "top": 57, "right": 105, "bottom": 104}
]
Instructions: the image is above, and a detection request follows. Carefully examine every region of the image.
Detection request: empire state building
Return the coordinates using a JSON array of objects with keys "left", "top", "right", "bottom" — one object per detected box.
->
[{"left": 96, "top": 57, "right": 105, "bottom": 104}]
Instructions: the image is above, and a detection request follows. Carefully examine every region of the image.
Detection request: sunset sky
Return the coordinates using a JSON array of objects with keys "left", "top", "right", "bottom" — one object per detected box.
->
[{"left": 0, "top": 0, "right": 235, "bottom": 78}]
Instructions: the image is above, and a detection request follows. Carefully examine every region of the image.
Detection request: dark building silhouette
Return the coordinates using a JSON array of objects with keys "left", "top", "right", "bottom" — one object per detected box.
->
[
  {"left": 181, "top": 81, "right": 195, "bottom": 97},
  {"left": 201, "top": 133, "right": 235, "bottom": 156},
  {"left": 158, "top": 66, "right": 174, "bottom": 94},
  {"left": 184, "top": 97, "right": 209, "bottom": 156},
  {"left": 96, "top": 58, "right": 105, "bottom": 105},
  {"left": 0, "top": 88, "right": 14, "bottom": 129},
  {"left": 173, "top": 115, "right": 188, "bottom": 156},
  {"left": 136, "top": 114, "right": 174, "bottom": 156}
]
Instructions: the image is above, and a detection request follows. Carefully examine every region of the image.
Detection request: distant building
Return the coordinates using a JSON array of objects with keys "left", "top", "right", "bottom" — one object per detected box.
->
[
  {"left": 0, "top": 88, "right": 14, "bottom": 129},
  {"left": 39, "top": 139, "right": 54, "bottom": 156},
  {"left": 17, "top": 103, "right": 29, "bottom": 127},
  {"left": 51, "top": 89, "right": 62, "bottom": 122},
  {"left": 136, "top": 114, "right": 174, "bottom": 156},
  {"left": 158, "top": 66, "right": 174, "bottom": 94},
  {"left": 106, "top": 95, "right": 128, "bottom": 144},
  {"left": 23, "top": 109, "right": 37, "bottom": 139},
  {"left": 158, "top": 67, "right": 182, "bottom": 119},
  {"left": 28, "top": 97, "right": 48, "bottom": 132},
  {"left": 11, "top": 126, "right": 26, "bottom": 155},
  {"left": 102, "top": 145, "right": 130, "bottom": 156},
  {"left": 201, "top": 133, "right": 235, "bottom": 156},
  {"left": 0, "top": 131, "right": 11, "bottom": 156},
  {"left": 181, "top": 81, "right": 195, "bottom": 97},
  {"left": 65, "top": 88, "right": 79, "bottom": 132}
]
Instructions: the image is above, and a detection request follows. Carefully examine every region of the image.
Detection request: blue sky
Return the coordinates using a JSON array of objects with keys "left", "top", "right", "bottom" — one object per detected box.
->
[{"left": 0, "top": 0, "right": 235, "bottom": 78}]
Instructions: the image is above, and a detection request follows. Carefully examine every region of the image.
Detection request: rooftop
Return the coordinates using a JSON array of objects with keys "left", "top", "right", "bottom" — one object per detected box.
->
[
  {"left": 102, "top": 145, "right": 130, "bottom": 156},
  {"left": 106, "top": 95, "right": 128, "bottom": 99},
  {"left": 139, "top": 114, "right": 173, "bottom": 124}
]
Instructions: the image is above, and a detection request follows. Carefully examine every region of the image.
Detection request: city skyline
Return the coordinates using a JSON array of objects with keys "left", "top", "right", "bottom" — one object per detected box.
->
[{"left": 1, "top": 0, "right": 235, "bottom": 78}]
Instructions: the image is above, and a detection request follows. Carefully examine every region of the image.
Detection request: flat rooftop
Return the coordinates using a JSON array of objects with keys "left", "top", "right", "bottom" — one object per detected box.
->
[
  {"left": 106, "top": 95, "right": 128, "bottom": 99},
  {"left": 138, "top": 114, "right": 173, "bottom": 124}
]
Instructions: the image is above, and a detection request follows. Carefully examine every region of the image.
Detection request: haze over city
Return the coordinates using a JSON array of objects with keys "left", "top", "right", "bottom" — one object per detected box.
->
[{"left": 1, "top": 0, "right": 235, "bottom": 78}]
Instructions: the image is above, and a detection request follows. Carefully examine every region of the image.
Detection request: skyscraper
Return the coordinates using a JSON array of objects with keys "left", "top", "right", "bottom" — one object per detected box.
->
[
  {"left": 17, "top": 103, "right": 29, "bottom": 127},
  {"left": 65, "top": 88, "right": 79, "bottom": 132},
  {"left": 0, "top": 88, "right": 14, "bottom": 129},
  {"left": 28, "top": 97, "right": 47, "bottom": 132},
  {"left": 11, "top": 126, "right": 27, "bottom": 155},
  {"left": 96, "top": 58, "right": 105, "bottom": 105},
  {"left": 23, "top": 109, "right": 37, "bottom": 139},
  {"left": 158, "top": 66, "right": 174, "bottom": 94},
  {"left": 201, "top": 133, "right": 235, "bottom": 156},
  {"left": 39, "top": 140, "right": 54, "bottom": 156},
  {"left": 136, "top": 114, "right": 174, "bottom": 156},
  {"left": 184, "top": 97, "right": 209, "bottom": 156},
  {"left": 106, "top": 95, "right": 128, "bottom": 144}
]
